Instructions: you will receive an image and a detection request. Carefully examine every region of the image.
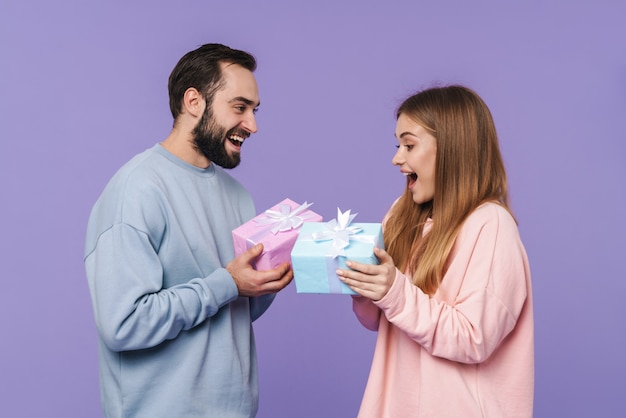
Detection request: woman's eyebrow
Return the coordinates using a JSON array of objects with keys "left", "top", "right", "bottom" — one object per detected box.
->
[{"left": 397, "top": 131, "right": 417, "bottom": 139}]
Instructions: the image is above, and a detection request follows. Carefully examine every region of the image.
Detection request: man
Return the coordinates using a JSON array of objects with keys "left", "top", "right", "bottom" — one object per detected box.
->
[{"left": 84, "top": 43, "right": 293, "bottom": 417}]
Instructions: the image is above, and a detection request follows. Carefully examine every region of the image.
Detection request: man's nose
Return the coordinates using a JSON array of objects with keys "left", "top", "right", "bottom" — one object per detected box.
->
[{"left": 242, "top": 113, "right": 258, "bottom": 134}]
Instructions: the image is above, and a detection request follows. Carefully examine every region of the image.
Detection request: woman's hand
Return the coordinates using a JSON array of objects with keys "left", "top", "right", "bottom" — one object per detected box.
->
[{"left": 336, "top": 247, "right": 397, "bottom": 301}]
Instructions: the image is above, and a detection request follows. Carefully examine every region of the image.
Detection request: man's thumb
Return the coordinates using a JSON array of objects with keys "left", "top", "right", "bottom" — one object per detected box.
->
[{"left": 246, "top": 243, "right": 264, "bottom": 259}]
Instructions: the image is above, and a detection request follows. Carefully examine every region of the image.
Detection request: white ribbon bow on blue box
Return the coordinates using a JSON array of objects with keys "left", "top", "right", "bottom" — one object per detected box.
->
[{"left": 291, "top": 208, "right": 384, "bottom": 294}]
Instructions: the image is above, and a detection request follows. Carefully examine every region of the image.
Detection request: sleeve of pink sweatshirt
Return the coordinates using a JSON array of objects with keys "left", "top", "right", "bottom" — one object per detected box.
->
[{"left": 353, "top": 203, "right": 529, "bottom": 364}]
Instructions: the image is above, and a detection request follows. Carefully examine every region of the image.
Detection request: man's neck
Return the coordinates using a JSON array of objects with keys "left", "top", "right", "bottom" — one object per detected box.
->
[{"left": 161, "top": 128, "right": 211, "bottom": 169}]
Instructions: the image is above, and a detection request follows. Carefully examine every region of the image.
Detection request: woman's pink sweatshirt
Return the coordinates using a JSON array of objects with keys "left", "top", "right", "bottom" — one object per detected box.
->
[{"left": 353, "top": 203, "right": 534, "bottom": 417}]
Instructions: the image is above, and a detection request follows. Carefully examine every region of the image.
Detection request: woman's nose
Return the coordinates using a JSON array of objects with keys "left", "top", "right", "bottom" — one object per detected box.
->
[{"left": 392, "top": 148, "right": 403, "bottom": 166}]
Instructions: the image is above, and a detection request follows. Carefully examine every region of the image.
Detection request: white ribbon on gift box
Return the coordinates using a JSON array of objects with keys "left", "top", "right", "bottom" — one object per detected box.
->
[
  {"left": 306, "top": 208, "right": 376, "bottom": 258},
  {"left": 245, "top": 200, "right": 317, "bottom": 255},
  {"left": 297, "top": 208, "right": 377, "bottom": 294},
  {"left": 254, "top": 201, "right": 316, "bottom": 235}
]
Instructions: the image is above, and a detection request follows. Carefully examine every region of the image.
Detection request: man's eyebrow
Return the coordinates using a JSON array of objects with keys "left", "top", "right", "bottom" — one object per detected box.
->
[{"left": 229, "top": 96, "right": 260, "bottom": 107}]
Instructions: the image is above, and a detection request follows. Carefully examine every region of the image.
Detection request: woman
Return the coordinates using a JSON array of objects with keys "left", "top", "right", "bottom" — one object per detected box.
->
[{"left": 337, "top": 85, "right": 534, "bottom": 417}]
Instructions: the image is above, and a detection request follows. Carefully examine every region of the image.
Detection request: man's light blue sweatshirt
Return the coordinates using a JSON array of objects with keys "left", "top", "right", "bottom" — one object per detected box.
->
[{"left": 84, "top": 144, "right": 275, "bottom": 417}]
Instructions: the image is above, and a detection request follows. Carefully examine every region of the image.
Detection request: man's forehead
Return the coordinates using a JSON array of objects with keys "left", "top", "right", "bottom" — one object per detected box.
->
[{"left": 219, "top": 64, "right": 258, "bottom": 98}]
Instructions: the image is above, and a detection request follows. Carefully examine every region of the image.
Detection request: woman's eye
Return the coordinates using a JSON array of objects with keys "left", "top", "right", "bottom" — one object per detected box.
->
[{"left": 405, "top": 145, "right": 413, "bottom": 151}]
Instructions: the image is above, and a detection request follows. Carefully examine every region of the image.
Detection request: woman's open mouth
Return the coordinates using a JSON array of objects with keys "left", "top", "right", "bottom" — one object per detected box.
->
[{"left": 404, "top": 172, "right": 418, "bottom": 188}]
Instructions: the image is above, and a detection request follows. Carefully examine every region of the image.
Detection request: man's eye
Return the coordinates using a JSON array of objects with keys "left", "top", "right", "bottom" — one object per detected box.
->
[
  {"left": 253, "top": 108, "right": 259, "bottom": 114},
  {"left": 235, "top": 106, "right": 245, "bottom": 112}
]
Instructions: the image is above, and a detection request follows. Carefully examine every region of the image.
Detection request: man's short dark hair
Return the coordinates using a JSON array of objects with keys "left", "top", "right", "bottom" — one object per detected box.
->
[{"left": 167, "top": 43, "right": 257, "bottom": 120}]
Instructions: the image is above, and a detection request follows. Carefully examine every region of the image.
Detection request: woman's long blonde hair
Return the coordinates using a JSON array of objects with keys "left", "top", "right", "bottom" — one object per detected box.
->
[{"left": 384, "top": 85, "right": 512, "bottom": 295}]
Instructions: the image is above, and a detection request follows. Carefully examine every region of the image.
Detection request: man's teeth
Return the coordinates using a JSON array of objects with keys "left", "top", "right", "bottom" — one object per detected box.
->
[{"left": 230, "top": 135, "right": 244, "bottom": 143}]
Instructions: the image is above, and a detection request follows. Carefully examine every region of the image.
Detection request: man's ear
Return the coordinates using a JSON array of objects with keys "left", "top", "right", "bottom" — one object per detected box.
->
[{"left": 182, "top": 87, "right": 205, "bottom": 118}]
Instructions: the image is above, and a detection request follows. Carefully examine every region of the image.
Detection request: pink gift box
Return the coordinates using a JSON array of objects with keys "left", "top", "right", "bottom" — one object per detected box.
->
[{"left": 232, "top": 198, "right": 323, "bottom": 271}]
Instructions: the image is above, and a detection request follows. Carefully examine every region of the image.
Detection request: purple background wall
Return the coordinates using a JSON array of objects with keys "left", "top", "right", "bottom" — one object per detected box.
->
[{"left": 1, "top": 1, "right": 625, "bottom": 417}]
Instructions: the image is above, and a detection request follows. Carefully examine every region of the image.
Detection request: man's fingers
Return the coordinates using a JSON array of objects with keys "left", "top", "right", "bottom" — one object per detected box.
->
[
  {"left": 259, "top": 262, "right": 293, "bottom": 283},
  {"left": 273, "top": 261, "right": 292, "bottom": 277},
  {"left": 244, "top": 243, "right": 264, "bottom": 260},
  {"left": 258, "top": 267, "right": 293, "bottom": 294}
]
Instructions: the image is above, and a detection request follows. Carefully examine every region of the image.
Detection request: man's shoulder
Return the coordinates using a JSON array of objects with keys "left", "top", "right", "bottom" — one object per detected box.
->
[
  {"left": 90, "top": 146, "right": 164, "bottom": 213},
  {"left": 116, "top": 144, "right": 162, "bottom": 177},
  {"left": 104, "top": 145, "right": 171, "bottom": 192}
]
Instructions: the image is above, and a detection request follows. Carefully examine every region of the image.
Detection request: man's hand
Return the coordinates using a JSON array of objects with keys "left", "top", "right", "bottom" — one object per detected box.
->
[{"left": 226, "top": 244, "right": 293, "bottom": 297}]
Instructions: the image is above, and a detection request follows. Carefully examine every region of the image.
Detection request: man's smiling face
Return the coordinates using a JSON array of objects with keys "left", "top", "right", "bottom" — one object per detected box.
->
[{"left": 193, "top": 63, "right": 260, "bottom": 169}]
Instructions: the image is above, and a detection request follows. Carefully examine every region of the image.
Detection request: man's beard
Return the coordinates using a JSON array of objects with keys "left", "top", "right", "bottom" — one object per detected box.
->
[{"left": 192, "top": 106, "right": 246, "bottom": 169}]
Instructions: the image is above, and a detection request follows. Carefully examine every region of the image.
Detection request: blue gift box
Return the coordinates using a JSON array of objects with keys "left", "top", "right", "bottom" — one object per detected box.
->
[{"left": 290, "top": 210, "right": 384, "bottom": 295}]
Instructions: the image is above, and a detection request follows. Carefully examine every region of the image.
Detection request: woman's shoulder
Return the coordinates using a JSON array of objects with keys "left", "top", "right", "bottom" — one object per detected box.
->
[{"left": 466, "top": 201, "right": 517, "bottom": 230}]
